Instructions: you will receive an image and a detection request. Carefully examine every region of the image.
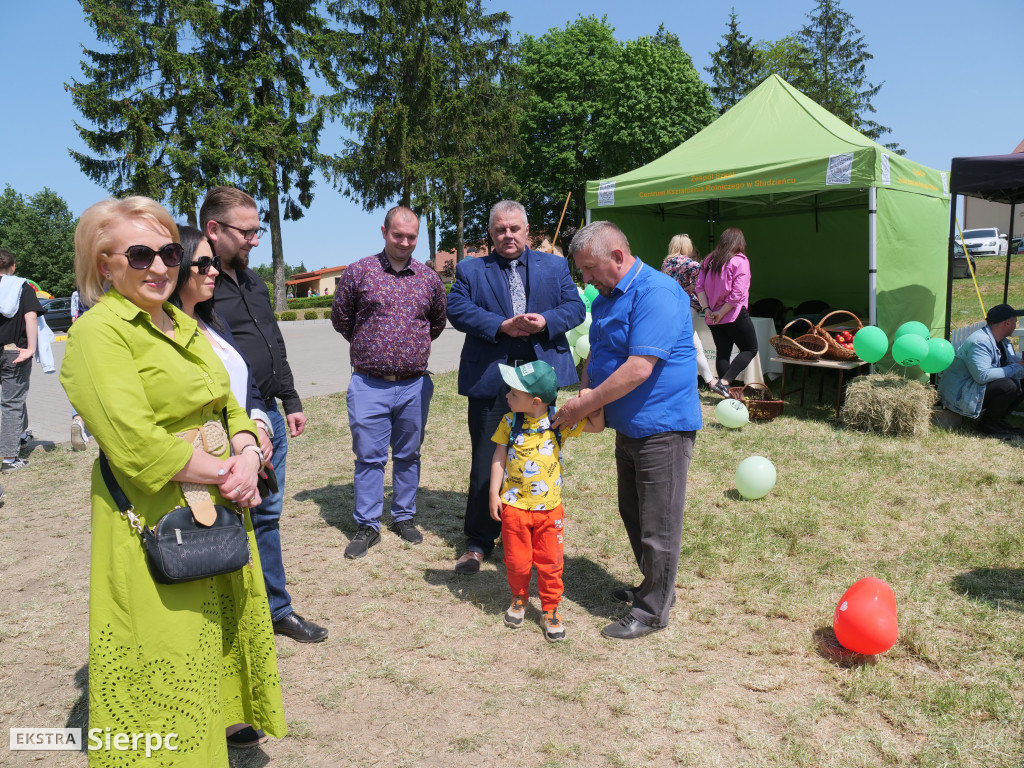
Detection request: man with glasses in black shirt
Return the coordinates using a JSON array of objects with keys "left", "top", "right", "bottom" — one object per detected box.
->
[{"left": 202, "top": 186, "right": 327, "bottom": 643}]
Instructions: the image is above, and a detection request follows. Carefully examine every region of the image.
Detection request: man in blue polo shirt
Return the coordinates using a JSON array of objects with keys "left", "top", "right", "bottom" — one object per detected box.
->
[{"left": 554, "top": 220, "right": 701, "bottom": 640}]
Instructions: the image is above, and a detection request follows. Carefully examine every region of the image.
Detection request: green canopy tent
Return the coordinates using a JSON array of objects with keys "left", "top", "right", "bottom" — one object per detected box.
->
[{"left": 585, "top": 75, "right": 950, "bottom": 344}]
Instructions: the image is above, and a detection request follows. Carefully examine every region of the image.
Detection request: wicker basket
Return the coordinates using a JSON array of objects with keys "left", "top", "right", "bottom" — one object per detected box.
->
[
  {"left": 728, "top": 382, "right": 784, "bottom": 421},
  {"left": 814, "top": 310, "right": 863, "bottom": 361},
  {"left": 770, "top": 318, "right": 828, "bottom": 360}
]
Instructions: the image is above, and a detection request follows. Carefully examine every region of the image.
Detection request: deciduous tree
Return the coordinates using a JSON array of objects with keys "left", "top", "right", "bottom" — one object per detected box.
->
[{"left": 0, "top": 186, "right": 78, "bottom": 296}]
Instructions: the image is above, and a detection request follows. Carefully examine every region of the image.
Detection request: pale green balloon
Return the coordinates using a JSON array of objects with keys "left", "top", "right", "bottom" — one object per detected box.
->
[
  {"left": 715, "top": 399, "right": 749, "bottom": 429},
  {"left": 575, "top": 335, "right": 591, "bottom": 358},
  {"left": 735, "top": 456, "right": 777, "bottom": 500}
]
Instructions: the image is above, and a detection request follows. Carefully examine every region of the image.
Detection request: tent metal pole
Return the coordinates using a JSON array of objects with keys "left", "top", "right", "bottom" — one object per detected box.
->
[
  {"left": 585, "top": 209, "right": 591, "bottom": 225},
  {"left": 868, "top": 187, "right": 877, "bottom": 326},
  {"left": 1004, "top": 202, "right": 1016, "bottom": 304},
  {"left": 944, "top": 193, "right": 957, "bottom": 340}
]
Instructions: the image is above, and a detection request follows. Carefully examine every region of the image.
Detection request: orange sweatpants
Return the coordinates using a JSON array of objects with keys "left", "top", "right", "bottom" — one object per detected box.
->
[{"left": 500, "top": 503, "right": 565, "bottom": 611}]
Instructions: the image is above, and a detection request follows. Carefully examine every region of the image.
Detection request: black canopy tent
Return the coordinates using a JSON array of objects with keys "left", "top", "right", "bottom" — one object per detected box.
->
[{"left": 945, "top": 153, "right": 1024, "bottom": 337}]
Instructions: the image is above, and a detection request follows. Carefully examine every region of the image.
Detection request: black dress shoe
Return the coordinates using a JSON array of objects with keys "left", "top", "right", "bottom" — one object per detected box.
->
[
  {"left": 273, "top": 611, "right": 328, "bottom": 643},
  {"left": 601, "top": 614, "right": 666, "bottom": 640}
]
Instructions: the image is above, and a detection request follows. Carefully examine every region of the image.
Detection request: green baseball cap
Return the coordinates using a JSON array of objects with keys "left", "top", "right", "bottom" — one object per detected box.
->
[{"left": 498, "top": 360, "right": 558, "bottom": 404}]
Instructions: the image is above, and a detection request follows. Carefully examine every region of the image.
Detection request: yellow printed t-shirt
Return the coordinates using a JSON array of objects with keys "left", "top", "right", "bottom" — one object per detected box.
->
[{"left": 491, "top": 412, "right": 587, "bottom": 511}]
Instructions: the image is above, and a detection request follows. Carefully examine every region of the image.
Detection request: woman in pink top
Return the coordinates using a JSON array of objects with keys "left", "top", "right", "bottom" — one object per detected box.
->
[{"left": 695, "top": 228, "right": 758, "bottom": 397}]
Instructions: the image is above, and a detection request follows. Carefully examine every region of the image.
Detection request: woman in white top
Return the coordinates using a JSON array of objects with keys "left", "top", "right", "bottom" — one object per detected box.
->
[{"left": 169, "top": 225, "right": 275, "bottom": 750}]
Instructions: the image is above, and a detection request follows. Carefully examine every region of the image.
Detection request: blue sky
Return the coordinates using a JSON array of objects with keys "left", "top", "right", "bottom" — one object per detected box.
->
[{"left": 1, "top": 0, "right": 1021, "bottom": 273}]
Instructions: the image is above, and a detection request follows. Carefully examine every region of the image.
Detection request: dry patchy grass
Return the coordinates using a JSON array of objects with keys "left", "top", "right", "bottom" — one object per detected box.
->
[{"left": 1, "top": 371, "right": 1022, "bottom": 767}]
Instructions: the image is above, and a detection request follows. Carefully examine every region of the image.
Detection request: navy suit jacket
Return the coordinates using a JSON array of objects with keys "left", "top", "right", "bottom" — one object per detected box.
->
[{"left": 446, "top": 247, "right": 586, "bottom": 398}]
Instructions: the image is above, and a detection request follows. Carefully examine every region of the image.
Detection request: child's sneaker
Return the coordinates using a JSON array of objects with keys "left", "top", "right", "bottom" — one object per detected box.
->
[
  {"left": 542, "top": 609, "right": 566, "bottom": 642},
  {"left": 504, "top": 596, "right": 527, "bottom": 629}
]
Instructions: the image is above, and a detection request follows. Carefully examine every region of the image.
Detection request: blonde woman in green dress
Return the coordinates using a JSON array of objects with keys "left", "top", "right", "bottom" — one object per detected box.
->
[{"left": 60, "top": 197, "right": 286, "bottom": 767}]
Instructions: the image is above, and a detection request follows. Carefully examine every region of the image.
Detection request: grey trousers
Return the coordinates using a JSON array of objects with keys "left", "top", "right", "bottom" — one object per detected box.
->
[
  {"left": 1, "top": 350, "right": 31, "bottom": 458},
  {"left": 615, "top": 430, "right": 695, "bottom": 627}
]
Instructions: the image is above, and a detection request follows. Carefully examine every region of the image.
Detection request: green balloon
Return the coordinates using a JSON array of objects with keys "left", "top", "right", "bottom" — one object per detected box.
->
[
  {"left": 894, "top": 321, "right": 930, "bottom": 341},
  {"left": 583, "top": 284, "right": 599, "bottom": 303},
  {"left": 892, "top": 334, "right": 929, "bottom": 366},
  {"left": 919, "top": 338, "right": 955, "bottom": 374},
  {"left": 735, "top": 456, "right": 777, "bottom": 500},
  {"left": 853, "top": 326, "right": 888, "bottom": 363},
  {"left": 715, "top": 399, "right": 749, "bottom": 429},
  {"left": 575, "top": 335, "right": 591, "bottom": 358}
]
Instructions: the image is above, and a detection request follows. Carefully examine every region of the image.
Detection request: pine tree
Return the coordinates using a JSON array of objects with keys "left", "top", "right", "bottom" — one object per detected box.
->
[
  {"left": 797, "top": 0, "right": 892, "bottom": 143},
  {"left": 68, "top": 0, "right": 223, "bottom": 224},
  {"left": 70, "top": 0, "right": 344, "bottom": 308},
  {"left": 205, "top": 0, "right": 345, "bottom": 309},
  {"left": 705, "top": 9, "right": 759, "bottom": 113},
  {"left": 333, "top": 0, "right": 518, "bottom": 262}
]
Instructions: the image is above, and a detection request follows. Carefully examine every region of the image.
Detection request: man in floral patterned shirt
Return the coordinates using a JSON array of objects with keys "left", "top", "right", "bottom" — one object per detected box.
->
[{"left": 332, "top": 206, "right": 448, "bottom": 559}]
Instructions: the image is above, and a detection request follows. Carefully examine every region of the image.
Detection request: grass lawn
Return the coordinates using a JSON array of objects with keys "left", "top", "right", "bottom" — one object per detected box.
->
[
  {"left": 1, "top": 372, "right": 1021, "bottom": 767},
  {"left": 949, "top": 254, "right": 1023, "bottom": 330}
]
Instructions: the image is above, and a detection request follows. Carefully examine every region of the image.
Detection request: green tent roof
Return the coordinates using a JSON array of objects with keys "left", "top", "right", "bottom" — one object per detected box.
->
[{"left": 586, "top": 75, "right": 947, "bottom": 210}]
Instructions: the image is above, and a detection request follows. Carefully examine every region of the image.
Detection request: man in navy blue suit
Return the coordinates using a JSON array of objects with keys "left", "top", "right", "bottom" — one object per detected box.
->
[{"left": 446, "top": 200, "right": 586, "bottom": 573}]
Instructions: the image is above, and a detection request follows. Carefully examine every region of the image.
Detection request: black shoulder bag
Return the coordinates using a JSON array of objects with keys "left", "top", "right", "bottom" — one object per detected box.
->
[{"left": 99, "top": 451, "right": 251, "bottom": 584}]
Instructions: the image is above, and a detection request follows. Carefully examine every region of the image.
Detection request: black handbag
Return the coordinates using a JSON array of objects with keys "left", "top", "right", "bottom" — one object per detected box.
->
[{"left": 100, "top": 452, "right": 251, "bottom": 584}]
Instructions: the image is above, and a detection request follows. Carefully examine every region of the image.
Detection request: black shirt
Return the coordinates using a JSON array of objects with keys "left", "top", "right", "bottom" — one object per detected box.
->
[
  {"left": 0, "top": 278, "right": 44, "bottom": 348},
  {"left": 214, "top": 268, "right": 302, "bottom": 415}
]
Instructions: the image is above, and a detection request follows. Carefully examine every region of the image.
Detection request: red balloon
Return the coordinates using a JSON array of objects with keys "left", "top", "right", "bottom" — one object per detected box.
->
[{"left": 833, "top": 577, "right": 899, "bottom": 655}]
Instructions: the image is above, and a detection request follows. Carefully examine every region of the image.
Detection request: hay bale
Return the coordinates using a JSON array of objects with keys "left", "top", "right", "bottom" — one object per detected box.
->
[{"left": 840, "top": 374, "right": 937, "bottom": 437}]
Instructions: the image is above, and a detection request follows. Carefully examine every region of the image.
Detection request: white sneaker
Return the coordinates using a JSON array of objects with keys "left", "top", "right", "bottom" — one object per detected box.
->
[{"left": 71, "top": 419, "right": 89, "bottom": 451}]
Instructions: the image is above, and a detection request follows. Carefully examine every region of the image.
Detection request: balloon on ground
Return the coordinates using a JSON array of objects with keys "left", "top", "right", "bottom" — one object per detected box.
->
[
  {"left": 833, "top": 577, "right": 899, "bottom": 655},
  {"left": 735, "top": 456, "right": 776, "bottom": 499},
  {"left": 919, "top": 338, "right": 955, "bottom": 374},
  {"left": 853, "top": 326, "right": 888, "bottom": 363},
  {"left": 892, "top": 334, "right": 929, "bottom": 366},
  {"left": 715, "top": 399, "right": 749, "bottom": 429}
]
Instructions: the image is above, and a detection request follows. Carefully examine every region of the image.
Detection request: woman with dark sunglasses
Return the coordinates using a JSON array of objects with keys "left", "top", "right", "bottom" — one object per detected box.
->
[{"left": 60, "top": 198, "right": 285, "bottom": 766}]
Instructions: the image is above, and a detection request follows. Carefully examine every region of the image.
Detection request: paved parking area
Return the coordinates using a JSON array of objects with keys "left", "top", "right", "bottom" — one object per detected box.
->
[{"left": 24, "top": 319, "right": 466, "bottom": 448}]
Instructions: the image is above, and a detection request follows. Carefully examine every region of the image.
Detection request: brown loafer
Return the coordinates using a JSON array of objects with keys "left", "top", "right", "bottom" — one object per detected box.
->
[{"left": 454, "top": 551, "right": 484, "bottom": 574}]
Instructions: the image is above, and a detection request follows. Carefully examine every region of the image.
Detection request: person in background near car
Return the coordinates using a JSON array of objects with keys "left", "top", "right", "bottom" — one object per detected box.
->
[
  {"left": 69, "top": 281, "right": 91, "bottom": 450},
  {"left": 331, "top": 206, "right": 447, "bottom": 559},
  {"left": 204, "top": 185, "right": 327, "bottom": 644},
  {"left": 937, "top": 303, "right": 1024, "bottom": 439},
  {"left": 661, "top": 234, "right": 715, "bottom": 388},
  {"left": 553, "top": 221, "right": 701, "bottom": 640},
  {"left": 0, "top": 248, "right": 41, "bottom": 473},
  {"left": 446, "top": 200, "right": 585, "bottom": 575},
  {"left": 695, "top": 228, "right": 758, "bottom": 398}
]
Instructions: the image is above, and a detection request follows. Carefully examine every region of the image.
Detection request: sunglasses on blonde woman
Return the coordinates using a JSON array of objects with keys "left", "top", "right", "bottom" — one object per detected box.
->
[
  {"left": 193, "top": 255, "right": 221, "bottom": 275},
  {"left": 109, "top": 243, "right": 184, "bottom": 270}
]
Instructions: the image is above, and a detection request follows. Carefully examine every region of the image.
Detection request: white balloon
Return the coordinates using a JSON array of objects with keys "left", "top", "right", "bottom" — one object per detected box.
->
[{"left": 575, "top": 335, "right": 591, "bottom": 358}]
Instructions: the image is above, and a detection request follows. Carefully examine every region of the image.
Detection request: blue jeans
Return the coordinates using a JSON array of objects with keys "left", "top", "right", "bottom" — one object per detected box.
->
[
  {"left": 252, "top": 400, "right": 292, "bottom": 621},
  {"left": 347, "top": 373, "right": 434, "bottom": 529}
]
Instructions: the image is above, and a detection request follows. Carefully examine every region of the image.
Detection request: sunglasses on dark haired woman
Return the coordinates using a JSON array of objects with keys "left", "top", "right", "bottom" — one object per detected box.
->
[
  {"left": 193, "top": 255, "right": 221, "bottom": 275},
  {"left": 109, "top": 243, "right": 184, "bottom": 270}
]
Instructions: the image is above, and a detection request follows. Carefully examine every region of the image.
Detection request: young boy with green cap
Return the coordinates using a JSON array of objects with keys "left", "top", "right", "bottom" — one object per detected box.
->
[{"left": 489, "top": 360, "right": 604, "bottom": 641}]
